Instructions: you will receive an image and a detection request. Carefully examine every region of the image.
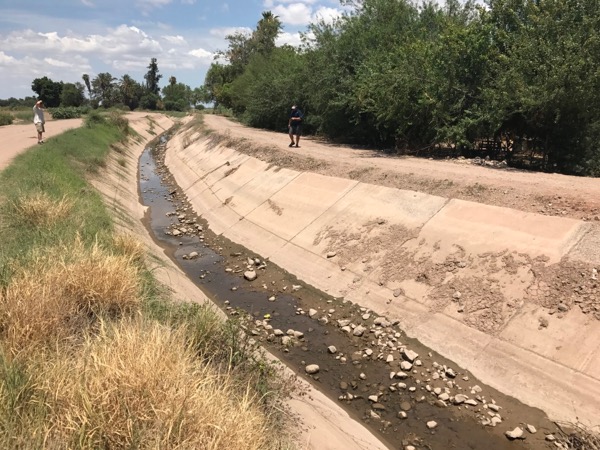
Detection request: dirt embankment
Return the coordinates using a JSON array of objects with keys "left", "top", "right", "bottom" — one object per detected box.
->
[{"left": 202, "top": 114, "right": 600, "bottom": 222}]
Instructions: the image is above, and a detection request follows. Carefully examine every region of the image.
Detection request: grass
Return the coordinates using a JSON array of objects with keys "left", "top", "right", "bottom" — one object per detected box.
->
[{"left": 0, "top": 112, "right": 294, "bottom": 449}]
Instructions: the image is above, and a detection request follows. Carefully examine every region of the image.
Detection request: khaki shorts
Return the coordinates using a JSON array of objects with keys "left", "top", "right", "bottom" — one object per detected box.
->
[{"left": 35, "top": 123, "right": 45, "bottom": 133}]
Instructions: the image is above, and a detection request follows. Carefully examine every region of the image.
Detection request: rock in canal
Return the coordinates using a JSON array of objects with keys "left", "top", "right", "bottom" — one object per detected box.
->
[{"left": 305, "top": 364, "right": 320, "bottom": 374}]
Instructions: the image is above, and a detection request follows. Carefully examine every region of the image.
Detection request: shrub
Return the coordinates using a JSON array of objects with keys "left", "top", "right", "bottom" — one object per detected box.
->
[
  {"left": 50, "top": 107, "right": 82, "bottom": 120},
  {"left": 0, "top": 112, "right": 13, "bottom": 126}
]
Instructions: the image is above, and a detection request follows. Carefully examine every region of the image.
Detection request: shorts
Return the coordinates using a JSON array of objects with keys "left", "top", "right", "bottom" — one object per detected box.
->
[
  {"left": 35, "top": 123, "right": 45, "bottom": 133},
  {"left": 289, "top": 123, "right": 302, "bottom": 136}
]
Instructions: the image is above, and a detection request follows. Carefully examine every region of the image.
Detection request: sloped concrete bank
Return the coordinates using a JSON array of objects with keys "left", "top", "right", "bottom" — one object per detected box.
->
[
  {"left": 165, "top": 119, "right": 600, "bottom": 429},
  {"left": 92, "top": 114, "right": 389, "bottom": 450}
]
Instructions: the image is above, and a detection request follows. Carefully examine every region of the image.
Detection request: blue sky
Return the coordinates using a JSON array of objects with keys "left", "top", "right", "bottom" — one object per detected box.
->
[{"left": 0, "top": 0, "right": 346, "bottom": 100}]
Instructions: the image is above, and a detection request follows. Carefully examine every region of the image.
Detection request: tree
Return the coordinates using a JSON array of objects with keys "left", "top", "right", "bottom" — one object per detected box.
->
[
  {"left": 119, "top": 75, "right": 143, "bottom": 111},
  {"left": 144, "top": 58, "right": 162, "bottom": 96},
  {"left": 253, "top": 11, "right": 282, "bottom": 56},
  {"left": 162, "top": 81, "right": 192, "bottom": 111},
  {"left": 82, "top": 74, "right": 92, "bottom": 98},
  {"left": 31, "top": 77, "right": 63, "bottom": 107},
  {"left": 91, "top": 72, "right": 117, "bottom": 108},
  {"left": 60, "top": 82, "right": 85, "bottom": 107}
]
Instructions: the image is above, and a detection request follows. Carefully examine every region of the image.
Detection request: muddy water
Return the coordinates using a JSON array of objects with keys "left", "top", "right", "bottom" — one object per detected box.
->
[{"left": 138, "top": 135, "right": 558, "bottom": 450}]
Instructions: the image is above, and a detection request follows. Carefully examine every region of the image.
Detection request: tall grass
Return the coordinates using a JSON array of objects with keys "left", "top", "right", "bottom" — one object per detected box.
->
[{"left": 0, "top": 113, "right": 294, "bottom": 449}]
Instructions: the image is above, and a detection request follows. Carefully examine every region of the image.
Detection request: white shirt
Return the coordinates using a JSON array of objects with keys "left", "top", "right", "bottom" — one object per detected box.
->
[{"left": 33, "top": 105, "right": 45, "bottom": 124}]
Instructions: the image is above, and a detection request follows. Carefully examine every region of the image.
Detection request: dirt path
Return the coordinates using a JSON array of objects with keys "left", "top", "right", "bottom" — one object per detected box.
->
[
  {"left": 202, "top": 114, "right": 600, "bottom": 221},
  {"left": 0, "top": 118, "right": 83, "bottom": 170}
]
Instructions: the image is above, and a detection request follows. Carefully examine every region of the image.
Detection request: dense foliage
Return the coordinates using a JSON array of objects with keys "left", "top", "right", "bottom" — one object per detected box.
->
[{"left": 203, "top": 1, "right": 600, "bottom": 176}]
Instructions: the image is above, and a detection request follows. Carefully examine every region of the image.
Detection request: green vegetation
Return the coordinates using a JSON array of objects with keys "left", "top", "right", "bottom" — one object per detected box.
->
[
  {"left": 0, "top": 115, "right": 293, "bottom": 449},
  {"left": 0, "top": 112, "right": 12, "bottom": 126},
  {"left": 202, "top": 2, "right": 600, "bottom": 176}
]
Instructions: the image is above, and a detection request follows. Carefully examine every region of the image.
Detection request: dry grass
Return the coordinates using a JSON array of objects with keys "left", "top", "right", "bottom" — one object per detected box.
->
[
  {"left": 0, "top": 238, "right": 141, "bottom": 355},
  {"left": 112, "top": 232, "right": 146, "bottom": 265},
  {"left": 29, "top": 318, "right": 274, "bottom": 449},
  {"left": 11, "top": 192, "right": 73, "bottom": 228}
]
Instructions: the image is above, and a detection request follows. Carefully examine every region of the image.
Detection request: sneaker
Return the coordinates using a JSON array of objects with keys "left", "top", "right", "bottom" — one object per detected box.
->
[{"left": 288, "top": 142, "right": 294, "bottom": 147}]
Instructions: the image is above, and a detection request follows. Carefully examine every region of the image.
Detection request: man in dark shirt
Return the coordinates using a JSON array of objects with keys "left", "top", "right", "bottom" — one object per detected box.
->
[{"left": 288, "top": 104, "right": 303, "bottom": 148}]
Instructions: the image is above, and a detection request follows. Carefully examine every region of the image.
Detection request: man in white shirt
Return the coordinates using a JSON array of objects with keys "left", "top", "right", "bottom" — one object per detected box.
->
[{"left": 33, "top": 100, "right": 45, "bottom": 144}]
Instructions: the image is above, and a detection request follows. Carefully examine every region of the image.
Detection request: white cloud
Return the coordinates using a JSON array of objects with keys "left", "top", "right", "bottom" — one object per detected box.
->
[
  {"left": 0, "top": 51, "right": 17, "bottom": 65},
  {"left": 163, "top": 35, "right": 187, "bottom": 45},
  {"left": 44, "top": 57, "right": 74, "bottom": 68},
  {"left": 272, "top": 3, "right": 313, "bottom": 26},
  {"left": 312, "top": 6, "right": 342, "bottom": 24},
  {"left": 189, "top": 48, "right": 213, "bottom": 60},
  {"left": 276, "top": 32, "right": 302, "bottom": 47},
  {"left": 209, "top": 27, "right": 252, "bottom": 39},
  {"left": 81, "top": 0, "right": 95, "bottom": 6}
]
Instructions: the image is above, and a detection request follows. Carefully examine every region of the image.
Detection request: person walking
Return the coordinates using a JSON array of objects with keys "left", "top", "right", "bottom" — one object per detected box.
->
[
  {"left": 288, "top": 104, "right": 303, "bottom": 148},
  {"left": 33, "top": 99, "right": 45, "bottom": 144}
]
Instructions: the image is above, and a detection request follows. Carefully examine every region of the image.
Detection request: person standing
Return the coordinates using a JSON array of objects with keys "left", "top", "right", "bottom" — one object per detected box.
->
[
  {"left": 288, "top": 104, "right": 303, "bottom": 148},
  {"left": 33, "top": 99, "right": 45, "bottom": 144}
]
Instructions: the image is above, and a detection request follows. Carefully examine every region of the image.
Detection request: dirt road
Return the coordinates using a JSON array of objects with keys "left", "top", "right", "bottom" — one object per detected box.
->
[
  {"left": 202, "top": 114, "right": 600, "bottom": 221},
  {"left": 0, "top": 118, "right": 82, "bottom": 170}
]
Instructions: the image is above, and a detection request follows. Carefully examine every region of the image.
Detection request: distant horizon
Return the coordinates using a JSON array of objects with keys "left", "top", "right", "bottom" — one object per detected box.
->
[{"left": 0, "top": 0, "right": 347, "bottom": 100}]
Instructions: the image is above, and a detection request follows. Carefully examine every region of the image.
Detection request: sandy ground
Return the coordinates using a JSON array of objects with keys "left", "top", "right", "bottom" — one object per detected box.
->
[
  {"left": 202, "top": 114, "right": 600, "bottom": 222},
  {"left": 0, "top": 118, "right": 83, "bottom": 170}
]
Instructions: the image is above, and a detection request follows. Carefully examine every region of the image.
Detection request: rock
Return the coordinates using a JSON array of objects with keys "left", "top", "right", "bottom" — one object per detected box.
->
[
  {"left": 402, "top": 349, "right": 419, "bottom": 362},
  {"left": 308, "top": 308, "right": 318, "bottom": 318},
  {"left": 305, "top": 364, "right": 320, "bottom": 374},
  {"left": 445, "top": 368, "right": 457, "bottom": 378},
  {"left": 337, "top": 319, "right": 351, "bottom": 327},
  {"left": 405, "top": 446, "right": 416, "bottom": 450},
  {"left": 244, "top": 270, "right": 257, "bottom": 281},
  {"left": 526, "top": 424, "right": 537, "bottom": 434},
  {"left": 471, "top": 385, "right": 482, "bottom": 394},
  {"left": 328, "top": 345, "right": 337, "bottom": 354},
  {"left": 293, "top": 331, "right": 304, "bottom": 339},
  {"left": 172, "top": 229, "right": 182, "bottom": 236},
  {"left": 339, "top": 381, "right": 348, "bottom": 390},
  {"left": 505, "top": 427, "right": 525, "bottom": 440},
  {"left": 453, "top": 291, "right": 462, "bottom": 300},
  {"left": 353, "top": 325, "right": 367, "bottom": 336},
  {"left": 557, "top": 303, "right": 569, "bottom": 312},
  {"left": 400, "top": 361, "right": 413, "bottom": 371},
  {"left": 326, "top": 251, "right": 337, "bottom": 258},
  {"left": 393, "top": 288, "right": 403, "bottom": 297},
  {"left": 395, "top": 371, "right": 409, "bottom": 379},
  {"left": 281, "top": 336, "right": 292, "bottom": 346},
  {"left": 364, "top": 348, "right": 374, "bottom": 356},
  {"left": 426, "top": 421, "right": 438, "bottom": 429},
  {"left": 438, "top": 393, "right": 450, "bottom": 402},
  {"left": 453, "top": 394, "right": 468, "bottom": 405},
  {"left": 465, "top": 399, "right": 478, "bottom": 406},
  {"left": 398, "top": 411, "right": 408, "bottom": 419},
  {"left": 273, "top": 329, "right": 284, "bottom": 336},
  {"left": 372, "top": 403, "right": 386, "bottom": 411},
  {"left": 545, "top": 434, "right": 556, "bottom": 442},
  {"left": 268, "top": 296, "right": 276, "bottom": 302},
  {"left": 400, "top": 401, "right": 412, "bottom": 411},
  {"left": 491, "top": 416, "right": 502, "bottom": 426},
  {"left": 487, "top": 403, "right": 500, "bottom": 412},
  {"left": 386, "top": 355, "right": 394, "bottom": 363},
  {"left": 359, "top": 373, "right": 366, "bottom": 380},
  {"left": 368, "top": 395, "right": 379, "bottom": 403}
]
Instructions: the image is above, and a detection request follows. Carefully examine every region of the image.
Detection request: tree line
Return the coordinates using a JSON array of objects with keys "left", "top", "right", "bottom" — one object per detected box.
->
[
  {"left": 203, "top": 0, "right": 600, "bottom": 176},
  {"left": 0, "top": 58, "right": 204, "bottom": 112}
]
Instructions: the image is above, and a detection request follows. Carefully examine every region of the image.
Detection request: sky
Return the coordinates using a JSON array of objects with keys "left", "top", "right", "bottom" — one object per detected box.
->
[{"left": 0, "top": 0, "right": 348, "bottom": 100}]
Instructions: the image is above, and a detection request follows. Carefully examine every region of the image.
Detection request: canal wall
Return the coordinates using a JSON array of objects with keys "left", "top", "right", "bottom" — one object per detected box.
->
[{"left": 164, "top": 121, "right": 600, "bottom": 428}]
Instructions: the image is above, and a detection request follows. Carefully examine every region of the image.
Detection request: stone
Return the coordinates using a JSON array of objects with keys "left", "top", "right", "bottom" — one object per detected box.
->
[
  {"left": 368, "top": 395, "right": 379, "bottom": 403},
  {"left": 386, "top": 355, "right": 394, "bottom": 363},
  {"left": 526, "top": 424, "right": 537, "bottom": 434},
  {"left": 505, "top": 427, "right": 525, "bottom": 440},
  {"left": 445, "top": 368, "right": 457, "bottom": 378},
  {"left": 400, "top": 361, "right": 413, "bottom": 371},
  {"left": 244, "top": 270, "right": 257, "bottom": 281},
  {"left": 326, "top": 251, "right": 337, "bottom": 258},
  {"left": 400, "top": 401, "right": 412, "bottom": 411},
  {"left": 305, "top": 364, "right": 320, "bottom": 374},
  {"left": 339, "top": 381, "right": 348, "bottom": 390},
  {"left": 545, "top": 434, "right": 556, "bottom": 442},
  {"left": 273, "top": 329, "right": 284, "bottom": 336},
  {"left": 308, "top": 308, "right": 318, "bottom": 318},
  {"left": 281, "top": 336, "right": 292, "bottom": 346},
  {"left": 397, "top": 411, "right": 408, "bottom": 419},
  {"left": 188, "top": 251, "right": 199, "bottom": 258},
  {"left": 372, "top": 403, "right": 386, "bottom": 411},
  {"left": 487, "top": 403, "right": 500, "bottom": 412},
  {"left": 395, "top": 371, "right": 409, "bottom": 379},
  {"left": 402, "top": 349, "right": 419, "bottom": 362},
  {"left": 453, "top": 394, "right": 468, "bottom": 405},
  {"left": 353, "top": 325, "right": 366, "bottom": 337},
  {"left": 328, "top": 345, "right": 337, "bottom": 354},
  {"left": 426, "top": 421, "right": 438, "bottom": 429}
]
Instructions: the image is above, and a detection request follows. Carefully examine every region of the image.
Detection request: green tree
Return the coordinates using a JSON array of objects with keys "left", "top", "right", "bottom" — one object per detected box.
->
[
  {"left": 162, "top": 81, "right": 192, "bottom": 111},
  {"left": 119, "top": 75, "right": 143, "bottom": 111},
  {"left": 31, "top": 77, "right": 63, "bottom": 107},
  {"left": 91, "top": 72, "right": 117, "bottom": 108},
  {"left": 144, "top": 58, "right": 162, "bottom": 96},
  {"left": 60, "top": 82, "right": 85, "bottom": 107},
  {"left": 82, "top": 73, "right": 92, "bottom": 98}
]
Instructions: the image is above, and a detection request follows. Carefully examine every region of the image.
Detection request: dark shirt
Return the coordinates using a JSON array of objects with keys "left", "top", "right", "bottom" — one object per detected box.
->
[{"left": 289, "top": 108, "right": 303, "bottom": 122}]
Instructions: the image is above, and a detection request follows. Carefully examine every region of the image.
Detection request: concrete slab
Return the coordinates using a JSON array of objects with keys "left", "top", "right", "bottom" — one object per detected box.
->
[
  {"left": 225, "top": 167, "right": 300, "bottom": 218},
  {"left": 291, "top": 183, "right": 446, "bottom": 267},
  {"left": 419, "top": 199, "right": 587, "bottom": 264},
  {"left": 245, "top": 173, "right": 359, "bottom": 242},
  {"left": 199, "top": 202, "right": 242, "bottom": 236},
  {"left": 270, "top": 242, "right": 359, "bottom": 298},
  {"left": 226, "top": 218, "right": 288, "bottom": 259},
  {"left": 500, "top": 303, "right": 600, "bottom": 377},
  {"left": 568, "top": 223, "right": 600, "bottom": 265},
  {"left": 475, "top": 339, "right": 600, "bottom": 427},
  {"left": 211, "top": 157, "right": 270, "bottom": 204}
]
